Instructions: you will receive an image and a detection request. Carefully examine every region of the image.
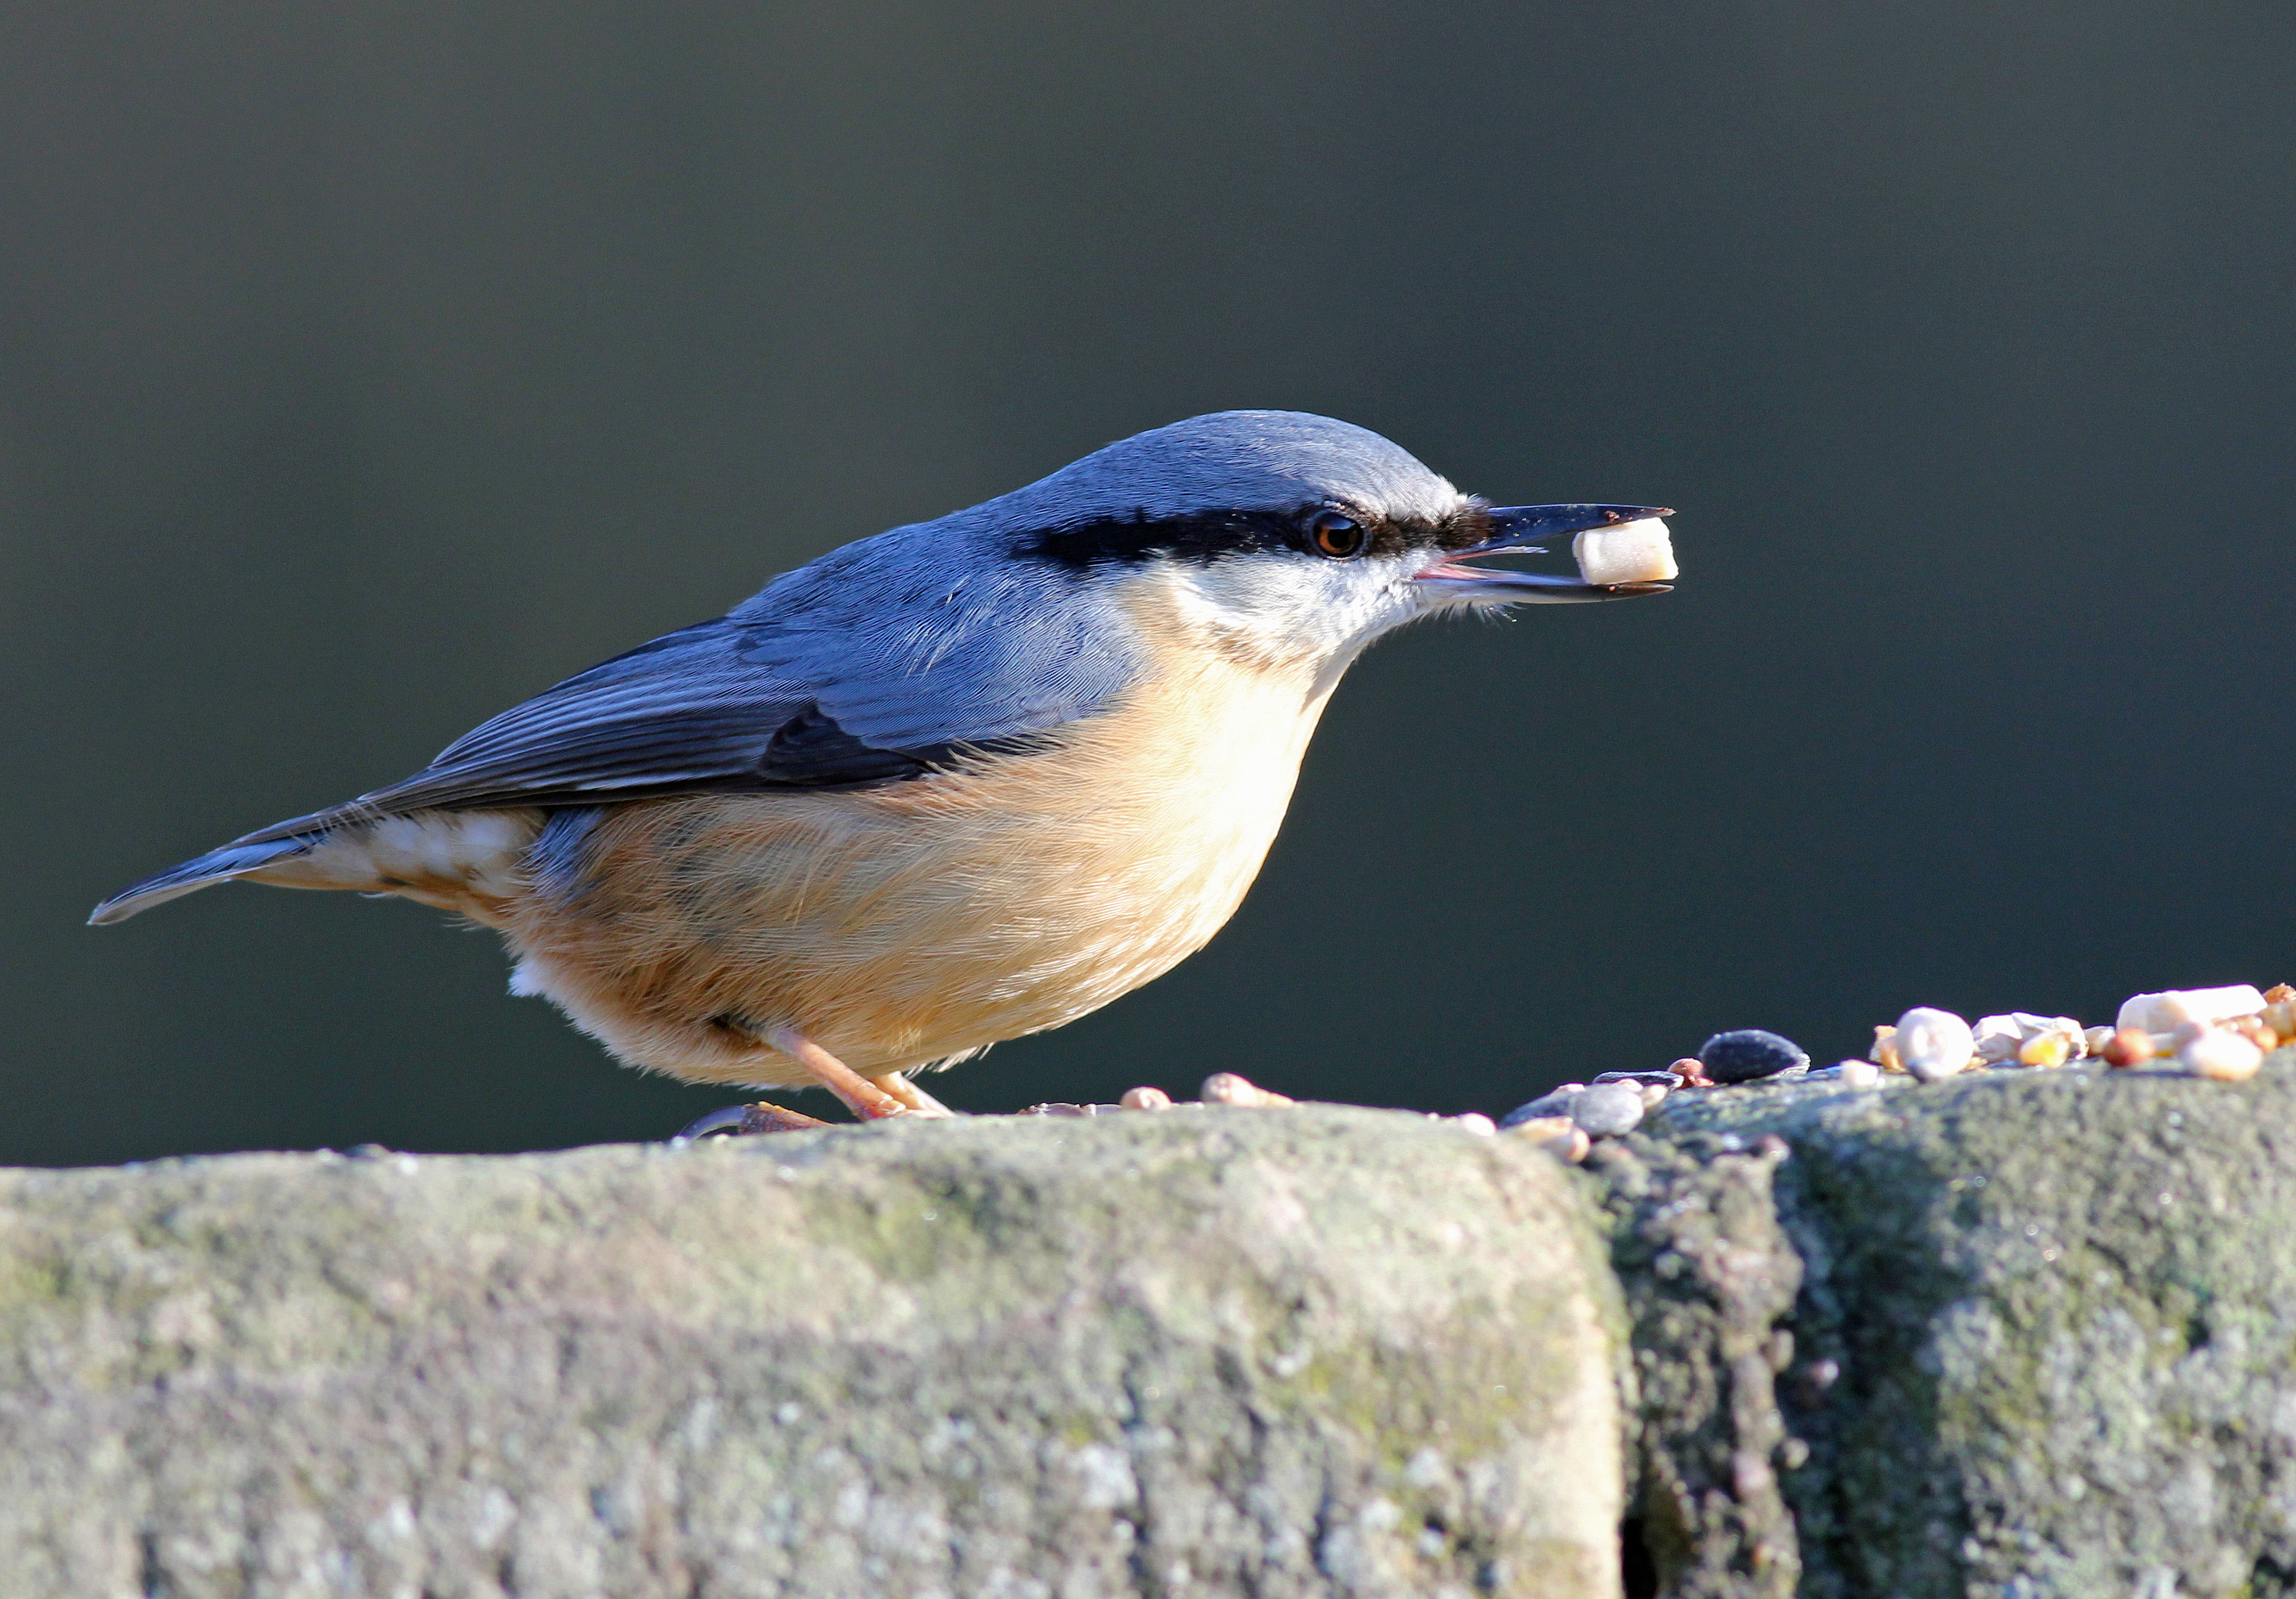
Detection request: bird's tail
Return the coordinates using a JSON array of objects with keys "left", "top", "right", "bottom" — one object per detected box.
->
[{"left": 88, "top": 832, "right": 327, "bottom": 925}]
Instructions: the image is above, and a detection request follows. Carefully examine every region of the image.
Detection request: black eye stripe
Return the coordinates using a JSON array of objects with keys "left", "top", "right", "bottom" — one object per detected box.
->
[
  {"left": 1020, "top": 509, "right": 1299, "bottom": 568},
  {"left": 1018, "top": 504, "right": 1484, "bottom": 569}
]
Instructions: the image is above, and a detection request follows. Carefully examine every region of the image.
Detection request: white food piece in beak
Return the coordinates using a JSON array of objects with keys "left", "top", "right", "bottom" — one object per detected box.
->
[
  {"left": 2115, "top": 985, "right": 2266, "bottom": 1034},
  {"left": 1572, "top": 518, "right": 1678, "bottom": 586}
]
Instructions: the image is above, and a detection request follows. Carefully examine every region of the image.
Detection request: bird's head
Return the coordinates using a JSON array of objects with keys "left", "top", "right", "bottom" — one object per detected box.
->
[{"left": 988, "top": 410, "right": 1671, "bottom": 673}]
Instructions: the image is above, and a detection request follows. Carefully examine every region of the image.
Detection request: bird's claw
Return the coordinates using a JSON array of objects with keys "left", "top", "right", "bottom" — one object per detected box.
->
[{"left": 676, "top": 1100, "right": 831, "bottom": 1139}]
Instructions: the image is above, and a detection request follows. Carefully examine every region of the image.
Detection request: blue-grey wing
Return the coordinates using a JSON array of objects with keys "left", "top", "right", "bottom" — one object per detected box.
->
[{"left": 231, "top": 535, "right": 1143, "bottom": 843}]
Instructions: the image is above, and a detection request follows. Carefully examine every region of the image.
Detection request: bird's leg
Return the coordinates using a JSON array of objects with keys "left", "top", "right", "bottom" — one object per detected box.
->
[
  {"left": 674, "top": 1035, "right": 953, "bottom": 1139},
  {"left": 869, "top": 1071, "right": 958, "bottom": 1116},
  {"left": 768, "top": 1027, "right": 950, "bottom": 1121}
]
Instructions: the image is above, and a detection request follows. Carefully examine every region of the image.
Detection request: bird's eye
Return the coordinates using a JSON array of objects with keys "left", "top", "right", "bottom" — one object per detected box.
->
[{"left": 1310, "top": 511, "right": 1366, "bottom": 559}]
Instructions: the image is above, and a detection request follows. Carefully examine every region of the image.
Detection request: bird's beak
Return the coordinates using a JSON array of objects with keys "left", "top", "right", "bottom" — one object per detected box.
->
[{"left": 1415, "top": 503, "right": 1675, "bottom": 604}]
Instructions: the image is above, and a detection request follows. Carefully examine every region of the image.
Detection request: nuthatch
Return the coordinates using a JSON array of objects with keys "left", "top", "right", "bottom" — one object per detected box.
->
[{"left": 93, "top": 412, "right": 1671, "bottom": 1128}]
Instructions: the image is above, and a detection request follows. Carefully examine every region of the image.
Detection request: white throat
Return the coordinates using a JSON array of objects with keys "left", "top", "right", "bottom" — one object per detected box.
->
[{"left": 1150, "top": 553, "right": 1433, "bottom": 680}]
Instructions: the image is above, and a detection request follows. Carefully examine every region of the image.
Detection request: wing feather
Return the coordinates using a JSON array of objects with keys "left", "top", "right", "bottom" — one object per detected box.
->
[{"left": 230, "top": 536, "right": 1145, "bottom": 841}]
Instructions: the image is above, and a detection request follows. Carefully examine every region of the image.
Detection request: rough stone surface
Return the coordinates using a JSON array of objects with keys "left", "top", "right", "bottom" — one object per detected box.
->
[
  {"left": 1633, "top": 1050, "right": 2296, "bottom": 1599},
  {"left": 18, "top": 1049, "right": 2296, "bottom": 1599},
  {"left": 1589, "top": 1135, "right": 1801, "bottom": 1599},
  {"left": 0, "top": 1107, "right": 1627, "bottom": 1599}
]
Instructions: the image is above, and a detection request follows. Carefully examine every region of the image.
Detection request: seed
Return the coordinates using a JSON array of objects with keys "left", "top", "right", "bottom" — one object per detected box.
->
[
  {"left": 1667, "top": 1058, "right": 1714, "bottom": 1088},
  {"left": 1697, "top": 1029, "right": 1812, "bottom": 1084},
  {"left": 2017, "top": 1032, "right": 2073, "bottom": 1070},
  {"left": 1508, "top": 1114, "right": 1573, "bottom": 1140},
  {"left": 1870, "top": 1026, "right": 1904, "bottom": 1072},
  {"left": 1972, "top": 1016, "right": 2021, "bottom": 1065},
  {"left": 1201, "top": 1073, "right": 1295, "bottom": 1108},
  {"left": 2101, "top": 1028, "right": 2155, "bottom": 1068},
  {"left": 2116, "top": 986, "right": 2267, "bottom": 1035},
  {"left": 1120, "top": 1086, "right": 1174, "bottom": 1111},
  {"left": 1507, "top": 1115, "right": 1592, "bottom": 1162},
  {"left": 1977, "top": 1012, "right": 2085, "bottom": 1067},
  {"left": 1894, "top": 1008, "right": 1976, "bottom": 1083},
  {"left": 2232, "top": 1017, "right": 2278, "bottom": 1052},
  {"left": 1833, "top": 1059, "right": 1882, "bottom": 1089},
  {"left": 2179, "top": 1027, "right": 2264, "bottom": 1082},
  {"left": 1570, "top": 1081, "right": 1646, "bottom": 1137},
  {"left": 1589, "top": 1073, "right": 1678, "bottom": 1109}
]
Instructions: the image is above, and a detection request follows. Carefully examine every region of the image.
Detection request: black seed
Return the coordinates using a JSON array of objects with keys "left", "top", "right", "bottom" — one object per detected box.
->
[{"left": 1697, "top": 1029, "right": 1811, "bottom": 1084}]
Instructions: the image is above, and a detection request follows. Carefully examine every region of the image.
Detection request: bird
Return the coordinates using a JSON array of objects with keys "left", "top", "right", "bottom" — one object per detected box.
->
[{"left": 92, "top": 411, "right": 1671, "bottom": 1131}]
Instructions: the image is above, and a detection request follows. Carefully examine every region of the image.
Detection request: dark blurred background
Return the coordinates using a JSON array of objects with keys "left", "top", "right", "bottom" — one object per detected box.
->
[{"left": 5, "top": 1, "right": 2292, "bottom": 1164}]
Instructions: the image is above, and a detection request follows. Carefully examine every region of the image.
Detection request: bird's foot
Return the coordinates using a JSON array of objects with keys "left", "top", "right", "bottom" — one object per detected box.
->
[
  {"left": 678, "top": 1101, "right": 831, "bottom": 1139},
  {"left": 869, "top": 1071, "right": 959, "bottom": 1117},
  {"left": 674, "top": 1051, "right": 960, "bottom": 1140},
  {"left": 768, "top": 1027, "right": 954, "bottom": 1122}
]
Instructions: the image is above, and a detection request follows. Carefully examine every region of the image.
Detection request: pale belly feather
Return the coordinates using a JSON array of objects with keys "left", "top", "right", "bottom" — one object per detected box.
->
[{"left": 498, "top": 643, "right": 1334, "bottom": 1086}]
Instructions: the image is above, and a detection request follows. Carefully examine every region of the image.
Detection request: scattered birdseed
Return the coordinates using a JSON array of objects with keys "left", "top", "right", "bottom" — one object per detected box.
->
[
  {"left": 1570, "top": 1082, "right": 1646, "bottom": 1137},
  {"left": 1697, "top": 1029, "right": 1812, "bottom": 1084},
  {"left": 1201, "top": 1073, "right": 1295, "bottom": 1108},
  {"left": 1894, "top": 1008, "right": 1976, "bottom": 1083},
  {"left": 1974, "top": 1012, "right": 2086, "bottom": 1067},
  {"left": 2018, "top": 1031, "right": 2076, "bottom": 1070},
  {"left": 1808, "top": 1059, "right": 1883, "bottom": 1089},
  {"left": 2234, "top": 1017, "right": 2279, "bottom": 1052},
  {"left": 1972, "top": 1016, "right": 2021, "bottom": 1065},
  {"left": 2179, "top": 1026, "right": 2264, "bottom": 1082},
  {"left": 1506, "top": 1116, "right": 1592, "bottom": 1163},
  {"left": 2117, "top": 985, "right": 2268, "bottom": 1036},
  {"left": 1869, "top": 1026, "right": 1903, "bottom": 1073},
  {"left": 1592, "top": 1070, "right": 1675, "bottom": 1109},
  {"left": 1476, "top": 978, "right": 2289, "bottom": 1136}
]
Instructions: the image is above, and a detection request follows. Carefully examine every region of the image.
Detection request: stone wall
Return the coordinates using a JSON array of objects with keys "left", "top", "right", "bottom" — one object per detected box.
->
[
  {"left": 0, "top": 1108, "right": 1624, "bottom": 1599},
  {"left": 1633, "top": 1056, "right": 2296, "bottom": 1598},
  {"left": 7, "top": 1058, "right": 2296, "bottom": 1598}
]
